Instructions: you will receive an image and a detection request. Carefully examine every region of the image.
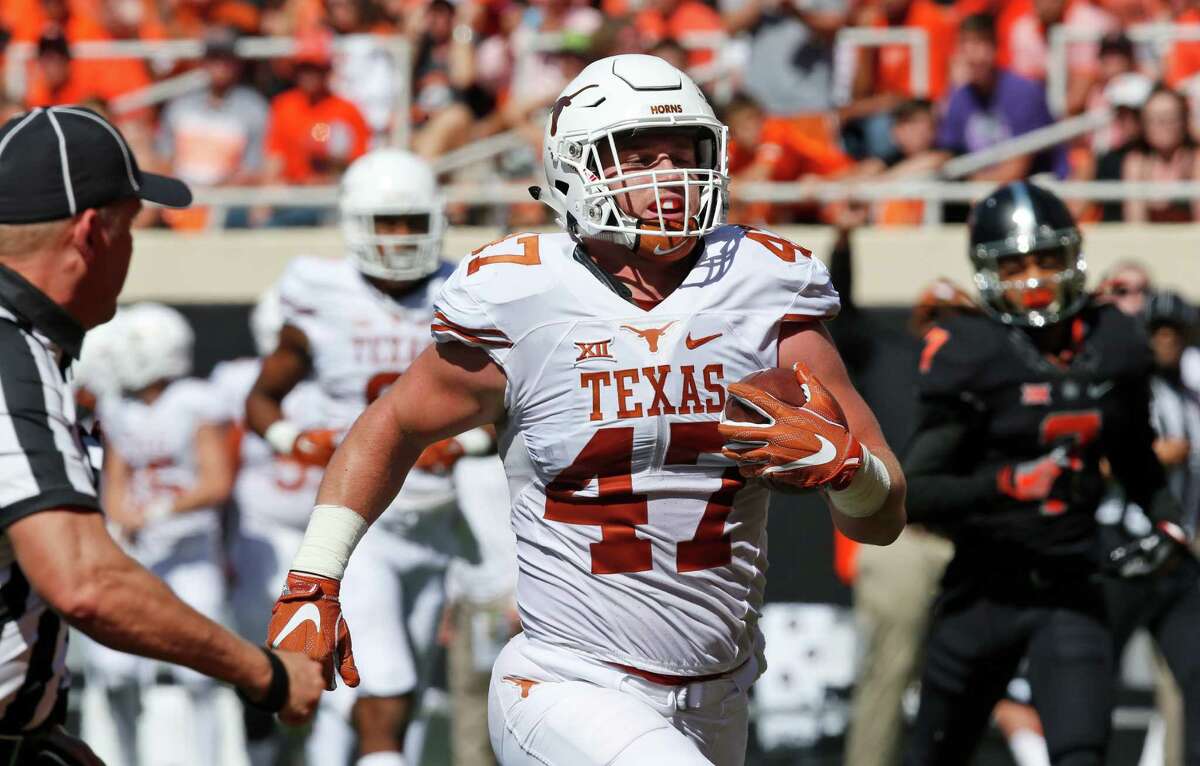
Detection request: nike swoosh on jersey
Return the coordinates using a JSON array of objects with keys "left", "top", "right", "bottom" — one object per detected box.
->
[
  {"left": 272, "top": 602, "right": 322, "bottom": 648},
  {"left": 1087, "top": 381, "right": 1115, "bottom": 399},
  {"left": 762, "top": 434, "right": 838, "bottom": 474},
  {"left": 685, "top": 332, "right": 723, "bottom": 349}
]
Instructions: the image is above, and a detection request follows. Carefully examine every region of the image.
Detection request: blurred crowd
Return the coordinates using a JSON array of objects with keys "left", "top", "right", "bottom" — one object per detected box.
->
[{"left": 7, "top": 0, "right": 1200, "bottom": 228}]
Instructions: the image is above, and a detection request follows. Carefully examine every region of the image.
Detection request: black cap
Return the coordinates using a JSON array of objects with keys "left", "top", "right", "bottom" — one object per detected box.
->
[
  {"left": 36, "top": 29, "right": 71, "bottom": 59},
  {"left": 0, "top": 106, "right": 192, "bottom": 223}
]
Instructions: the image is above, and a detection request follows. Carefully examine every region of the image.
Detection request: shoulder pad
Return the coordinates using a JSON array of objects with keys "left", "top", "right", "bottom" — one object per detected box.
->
[
  {"left": 917, "top": 312, "right": 1003, "bottom": 397},
  {"left": 710, "top": 225, "right": 840, "bottom": 322},
  {"left": 277, "top": 256, "right": 354, "bottom": 321},
  {"left": 167, "top": 378, "right": 229, "bottom": 424},
  {"left": 1085, "top": 303, "right": 1152, "bottom": 378}
]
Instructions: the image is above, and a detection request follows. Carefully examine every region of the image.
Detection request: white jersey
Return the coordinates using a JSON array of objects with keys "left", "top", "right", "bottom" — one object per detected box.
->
[
  {"left": 432, "top": 226, "right": 840, "bottom": 676},
  {"left": 277, "top": 256, "right": 458, "bottom": 517},
  {"left": 98, "top": 378, "right": 228, "bottom": 551},
  {"left": 209, "top": 358, "right": 324, "bottom": 530}
]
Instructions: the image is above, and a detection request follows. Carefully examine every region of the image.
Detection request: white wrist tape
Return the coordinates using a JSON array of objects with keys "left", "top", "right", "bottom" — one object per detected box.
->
[
  {"left": 264, "top": 420, "right": 301, "bottom": 455},
  {"left": 290, "top": 505, "right": 369, "bottom": 580},
  {"left": 456, "top": 427, "right": 493, "bottom": 456},
  {"left": 828, "top": 445, "right": 891, "bottom": 519}
]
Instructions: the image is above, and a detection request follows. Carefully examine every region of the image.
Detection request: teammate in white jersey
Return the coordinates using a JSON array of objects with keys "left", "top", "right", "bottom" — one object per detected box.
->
[
  {"left": 269, "top": 55, "right": 906, "bottom": 765},
  {"left": 91, "top": 303, "right": 235, "bottom": 766},
  {"left": 248, "top": 149, "right": 489, "bottom": 766},
  {"left": 211, "top": 289, "right": 328, "bottom": 766}
]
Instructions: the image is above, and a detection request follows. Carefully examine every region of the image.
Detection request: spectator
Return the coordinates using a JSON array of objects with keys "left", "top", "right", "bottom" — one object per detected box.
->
[
  {"left": 158, "top": 29, "right": 269, "bottom": 189},
  {"left": 1121, "top": 85, "right": 1200, "bottom": 222},
  {"left": 163, "top": 0, "right": 260, "bottom": 36},
  {"left": 723, "top": 93, "right": 854, "bottom": 222},
  {"left": 633, "top": 0, "right": 726, "bottom": 68},
  {"left": 863, "top": 99, "right": 946, "bottom": 224},
  {"left": 264, "top": 36, "right": 370, "bottom": 225},
  {"left": 935, "top": 13, "right": 1067, "bottom": 182},
  {"left": 1168, "top": 0, "right": 1200, "bottom": 89},
  {"left": 1085, "top": 71, "right": 1152, "bottom": 221},
  {"left": 841, "top": 0, "right": 958, "bottom": 159},
  {"left": 408, "top": 0, "right": 497, "bottom": 158},
  {"left": 324, "top": 0, "right": 401, "bottom": 139},
  {"left": 24, "top": 29, "right": 94, "bottom": 108},
  {"left": 7, "top": 0, "right": 106, "bottom": 43},
  {"left": 1086, "top": 35, "right": 1146, "bottom": 152},
  {"left": 721, "top": 0, "right": 847, "bottom": 123},
  {"left": 1002, "top": 0, "right": 1115, "bottom": 86}
]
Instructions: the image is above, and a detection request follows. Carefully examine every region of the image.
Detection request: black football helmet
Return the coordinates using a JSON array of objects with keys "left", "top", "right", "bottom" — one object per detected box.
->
[{"left": 968, "top": 181, "right": 1086, "bottom": 328}]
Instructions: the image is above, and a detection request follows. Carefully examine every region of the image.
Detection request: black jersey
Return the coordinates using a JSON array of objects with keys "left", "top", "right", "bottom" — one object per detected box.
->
[{"left": 905, "top": 302, "right": 1173, "bottom": 567}]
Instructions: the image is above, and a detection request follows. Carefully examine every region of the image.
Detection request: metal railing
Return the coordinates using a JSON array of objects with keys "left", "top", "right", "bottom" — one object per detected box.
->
[
  {"left": 5, "top": 34, "right": 413, "bottom": 147},
  {"left": 836, "top": 26, "right": 930, "bottom": 99},
  {"left": 184, "top": 178, "right": 1200, "bottom": 226},
  {"left": 1047, "top": 22, "right": 1200, "bottom": 116}
]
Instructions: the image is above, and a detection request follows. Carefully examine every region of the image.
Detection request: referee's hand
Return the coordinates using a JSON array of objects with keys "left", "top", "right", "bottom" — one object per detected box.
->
[{"left": 274, "top": 650, "right": 325, "bottom": 725}]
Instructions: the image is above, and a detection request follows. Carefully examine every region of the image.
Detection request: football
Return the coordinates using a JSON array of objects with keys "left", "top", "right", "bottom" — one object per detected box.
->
[{"left": 723, "top": 366, "right": 805, "bottom": 424}]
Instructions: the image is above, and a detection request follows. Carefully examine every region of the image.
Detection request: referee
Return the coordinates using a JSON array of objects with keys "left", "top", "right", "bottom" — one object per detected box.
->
[{"left": 0, "top": 106, "right": 322, "bottom": 763}]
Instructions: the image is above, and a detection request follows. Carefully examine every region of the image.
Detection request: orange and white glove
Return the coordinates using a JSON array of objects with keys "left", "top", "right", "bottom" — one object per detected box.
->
[
  {"left": 268, "top": 571, "right": 359, "bottom": 691},
  {"left": 719, "top": 363, "right": 864, "bottom": 490},
  {"left": 265, "top": 421, "right": 339, "bottom": 467},
  {"left": 414, "top": 438, "right": 467, "bottom": 474},
  {"left": 413, "top": 428, "right": 495, "bottom": 474}
]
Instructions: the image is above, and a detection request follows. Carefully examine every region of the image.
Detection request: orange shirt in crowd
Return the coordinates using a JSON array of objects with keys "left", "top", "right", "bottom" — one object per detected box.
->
[
  {"left": 872, "top": 0, "right": 959, "bottom": 101},
  {"left": 266, "top": 89, "right": 370, "bottom": 183},
  {"left": 1169, "top": 8, "right": 1200, "bottom": 87},
  {"left": 3, "top": 0, "right": 106, "bottom": 42},
  {"left": 24, "top": 57, "right": 152, "bottom": 111},
  {"left": 729, "top": 117, "right": 853, "bottom": 180},
  {"left": 24, "top": 62, "right": 94, "bottom": 107},
  {"left": 634, "top": 1, "right": 725, "bottom": 67}
]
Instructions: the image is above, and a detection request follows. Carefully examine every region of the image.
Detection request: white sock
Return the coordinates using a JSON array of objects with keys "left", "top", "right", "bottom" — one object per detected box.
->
[
  {"left": 307, "top": 704, "right": 356, "bottom": 766},
  {"left": 1008, "top": 728, "right": 1051, "bottom": 766},
  {"left": 356, "top": 753, "right": 408, "bottom": 766}
]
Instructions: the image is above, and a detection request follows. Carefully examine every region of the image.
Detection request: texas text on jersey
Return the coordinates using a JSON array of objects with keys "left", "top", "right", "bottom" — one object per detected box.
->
[
  {"left": 431, "top": 224, "right": 838, "bottom": 676},
  {"left": 911, "top": 302, "right": 1165, "bottom": 566}
]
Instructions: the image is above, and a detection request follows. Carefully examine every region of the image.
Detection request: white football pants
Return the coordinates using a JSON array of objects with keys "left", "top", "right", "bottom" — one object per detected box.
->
[{"left": 488, "top": 633, "right": 756, "bottom": 766}]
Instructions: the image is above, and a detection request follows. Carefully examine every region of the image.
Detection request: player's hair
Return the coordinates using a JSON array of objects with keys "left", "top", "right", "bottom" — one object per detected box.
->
[{"left": 959, "top": 13, "right": 996, "bottom": 43}]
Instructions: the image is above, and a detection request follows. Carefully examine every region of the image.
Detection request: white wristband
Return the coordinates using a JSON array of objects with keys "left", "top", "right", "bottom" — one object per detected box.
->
[
  {"left": 290, "top": 504, "right": 369, "bottom": 580},
  {"left": 265, "top": 420, "right": 301, "bottom": 455},
  {"left": 827, "top": 445, "right": 891, "bottom": 519},
  {"left": 457, "top": 427, "right": 493, "bottom": 456}
]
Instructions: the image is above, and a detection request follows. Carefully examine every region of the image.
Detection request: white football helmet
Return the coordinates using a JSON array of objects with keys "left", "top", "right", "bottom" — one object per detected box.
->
[
  {"left": 340, "top": 149, "right": 446, "bottom": 282},
  {"left": 250, "top": 286, "right": 282, "bottom": 357},
  {"left": 74, "top": 311, "right": 126, "bottom": 402},
  {"left": 113, "top": 302, "right": 194, "bottom": 392},
  {"left": 540, "top": 54, "right": 729, "bottom": 254}
]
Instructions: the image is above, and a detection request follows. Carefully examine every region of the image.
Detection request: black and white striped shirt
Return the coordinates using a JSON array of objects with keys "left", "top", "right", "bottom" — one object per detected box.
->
[{"left": 0, "top": 264, "right": 99, "bottom": 733}]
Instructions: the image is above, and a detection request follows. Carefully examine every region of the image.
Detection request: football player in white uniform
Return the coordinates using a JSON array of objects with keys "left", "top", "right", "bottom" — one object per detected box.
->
[
  {"left": 210, "top": 289, "right": 327, "bottom": 766},
  {"left": 89, "top": 303, "right": 235, "bottom": 766},
  {"left": 268, "top": 55, "right": 906, "bottom": 765},
  {"left": 247, "top": 149, "right": 490, "bottom": 766}
]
